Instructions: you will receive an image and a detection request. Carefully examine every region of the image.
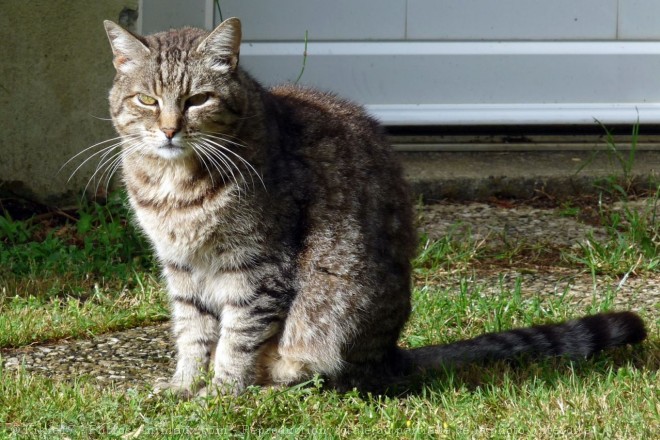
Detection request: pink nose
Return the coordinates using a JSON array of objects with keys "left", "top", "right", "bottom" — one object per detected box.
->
[{"left": 161, "top": 128, "right": 178, "bottom": 139}]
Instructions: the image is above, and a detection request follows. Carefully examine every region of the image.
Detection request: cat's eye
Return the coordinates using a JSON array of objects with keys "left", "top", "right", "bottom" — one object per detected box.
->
[
  {"left": 186, "top": 93, "right": 209, "bottom": 108},
  {"left": 137, "top": 93, "right": 158, "bottom": 106}
]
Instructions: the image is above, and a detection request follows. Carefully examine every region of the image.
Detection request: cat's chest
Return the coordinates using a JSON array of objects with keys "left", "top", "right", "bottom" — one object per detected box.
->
[{"left": 133, "top": 203, "right": 219, "bottom": 261}]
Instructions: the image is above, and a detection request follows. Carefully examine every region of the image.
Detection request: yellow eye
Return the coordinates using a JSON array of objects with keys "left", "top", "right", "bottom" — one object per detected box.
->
[{"left": 137, "top": 94, "right": 157, "bottom": 106}]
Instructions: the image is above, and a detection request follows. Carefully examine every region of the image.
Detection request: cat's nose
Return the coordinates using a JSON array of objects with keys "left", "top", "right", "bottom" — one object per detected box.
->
[{"left": 161, "top": 128, "right": 179, "bottom": 139}]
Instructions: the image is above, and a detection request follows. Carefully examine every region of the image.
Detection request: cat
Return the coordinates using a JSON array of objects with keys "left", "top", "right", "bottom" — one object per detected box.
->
[{"left": 101, "top": 17, "right": 646, "bottom": 396}]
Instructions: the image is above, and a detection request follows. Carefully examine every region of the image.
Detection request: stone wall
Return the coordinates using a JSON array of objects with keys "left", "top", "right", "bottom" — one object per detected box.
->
[{"left": 0, "top": 0, "right": 139, "bottom": 205}]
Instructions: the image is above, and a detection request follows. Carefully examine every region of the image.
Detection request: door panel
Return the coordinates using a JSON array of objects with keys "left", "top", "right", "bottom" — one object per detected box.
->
[{"left": 140, "top": 0, "right": 660, "bottom": 125}]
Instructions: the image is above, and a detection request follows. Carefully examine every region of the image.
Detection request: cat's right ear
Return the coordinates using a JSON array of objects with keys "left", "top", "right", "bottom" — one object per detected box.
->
[{"left": 103, "top": 20, "right": 150, "bottom": 74}]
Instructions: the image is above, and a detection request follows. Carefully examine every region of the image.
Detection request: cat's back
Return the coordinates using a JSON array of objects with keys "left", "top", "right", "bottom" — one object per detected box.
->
[
  {"left": 269, "top": 84, "right": 387, "bottom": 154},
  {"left": 270, "top": 84, "right": 375, "bottom": 124},
  {"left": 266, "top": 83, "right": 416, "bottom": 269},
  {"left": 267, "top": 84, "right": 408, "bottom": 195}
]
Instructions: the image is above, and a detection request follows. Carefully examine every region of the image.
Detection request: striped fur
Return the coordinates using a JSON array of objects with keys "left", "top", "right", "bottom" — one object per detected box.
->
[
  {"left": 407, "top": 311, "right": 647, "bottom": 371},
  {"left": 102, "top": 18, "right": 647, "bottom": 396}
]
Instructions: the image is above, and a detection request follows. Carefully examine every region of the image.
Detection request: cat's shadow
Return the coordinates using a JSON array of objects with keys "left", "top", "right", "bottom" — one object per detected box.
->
[{"left": 379, "top": 344, "right": 658, "bottom": 398}]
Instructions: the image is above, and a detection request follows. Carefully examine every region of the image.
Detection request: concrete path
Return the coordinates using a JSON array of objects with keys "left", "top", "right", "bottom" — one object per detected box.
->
[{"left": 400, "top": 150, "right": 660, "bottom": 201}]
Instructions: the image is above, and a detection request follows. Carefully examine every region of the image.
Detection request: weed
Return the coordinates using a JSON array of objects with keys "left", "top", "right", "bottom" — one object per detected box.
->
[
  {"left": 565, "top": 191, "right": 660, "bottom": 277},
  {"left": 596, "top": 119, "right": 640, "bottom": 198},
  {"left": 578, "top": 120, "right": 656, "bottom": 199},
  {"left": 567, "top": 121, "right": 660, "bottom": 276},
  {"left": 213, "top": 0, "right": 223, "bottom": 21},
  {"left": 294, "top": 30, "right": 309, "bottom": 84},
  {"left": 414, "top": 227, "right": 486, "bottom": 276},
  {"left": 557, "top": 202, "right": 580, "bottom": 218}
]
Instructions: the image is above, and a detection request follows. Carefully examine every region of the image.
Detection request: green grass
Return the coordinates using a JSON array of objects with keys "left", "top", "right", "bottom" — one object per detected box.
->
[
  {"left": 0, "top": 192, "right": 153, "bottom": 279},
  {"left": 0, "top": 192, "right": 167, "bottom": 347},
  {"left": 0, "top": 273, "right": 167, "bottom": 347},
  {"left": 414, "top": 228, "right": 486, "bottom": 276},
  {"left": 564, "top": 191, "right": 660, "bottom": 277},
  {"left": 562, "top": 120, "right": 660, "bottom": 286},
  {"left": 1, "top": 362, "right": 658, "bottom": 439},
  {"left": 1, "top": 280, "right": 657, "bottom": 439},
  {"left": 1, "top": 189, "right": 659, "bottom": 439}
]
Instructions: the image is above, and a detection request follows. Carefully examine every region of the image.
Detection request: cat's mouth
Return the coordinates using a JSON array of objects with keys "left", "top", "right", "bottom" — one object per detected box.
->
[{"left": 156, "top": 142, "right": 188, "bottom": 160}]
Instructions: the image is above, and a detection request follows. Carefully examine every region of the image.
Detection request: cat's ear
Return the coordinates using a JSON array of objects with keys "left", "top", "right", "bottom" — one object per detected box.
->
[
  {"left": 103, "top": 20, "right": 150, "bottom": 74},
  {"left": 196, "top": 17, "right": 242, "bottom": 72}
]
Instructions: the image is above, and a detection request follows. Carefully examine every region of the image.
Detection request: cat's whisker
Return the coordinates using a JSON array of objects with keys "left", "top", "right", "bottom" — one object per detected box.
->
[
  {"left": 102, "top": 144, "right": 141, "bottom": 196},
  {"left": 189, "top": 143, "right": 214, "bottom": 186},
  {"left": 84, "top": 145, "right": 126, "bottom": 196},
  {"left": 199, "top": 132, "right": 250, "bottom": 150},
  {"left": 99, "top": 158, "right": 122, "bottom": 197},
  {"left": 88, "top": 149, "right": 120, "bottom": 194},
  {"left": 199, "top": 145, "right": 232, "bottom": 189},
  {"left": 67, "top": 142, "right": 125, "bottom": 183},
  {"left": 191, "top": 140, "right": 226, "bottom": 180},
  {"left": 189, "top": 141, "right": 221, "bottom": 188},
  {"left": 198, "top": 136, "right": 265, "bottom": 190},
  {"left": 60, "top": 134, "right": 140, "bottom": 174},
  {"left": 94, "top": 145, "right": 132, "bottom": 196},
  {"left": 87, "top": 113, "right": 115, "bottom": 121},
  {"left": 86, "top": 140, "right": 144, "bottom": 197},
  {"left": 199, "top": 130, "right": 249, "bottom": 146},
  {"left": 92, "top": 155, "right": 122, "bottom": 198},
  {"left": 95, "top": 139, "right": 126, "bottom": 171},
  {"left": 196, "top": 131, "right": 260, "bottom": 190},
  {"left": 195, "top": 140, "right": 241, "bottom": 190},
  {"left": 197, "top": 140, "right": 252, "bottom": 194}
]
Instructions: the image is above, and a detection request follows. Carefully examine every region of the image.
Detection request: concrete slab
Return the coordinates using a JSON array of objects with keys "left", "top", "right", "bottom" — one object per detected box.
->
[{"left": 399, "top": 150, "right": 660, "bottom": 201}]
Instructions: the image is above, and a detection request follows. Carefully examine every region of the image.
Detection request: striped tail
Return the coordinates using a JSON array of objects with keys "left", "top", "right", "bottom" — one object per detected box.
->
[{"left": 407, "top": 311, "right": 646, "bottom": 371}]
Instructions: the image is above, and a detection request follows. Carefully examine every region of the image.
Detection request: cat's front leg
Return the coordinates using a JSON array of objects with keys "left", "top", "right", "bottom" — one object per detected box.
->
[
  {"left": 156, "top": 264, "right": 220, "bottom": 398},
  {"left": 208, "top": 301, "right": 282, "bottom": 395}
]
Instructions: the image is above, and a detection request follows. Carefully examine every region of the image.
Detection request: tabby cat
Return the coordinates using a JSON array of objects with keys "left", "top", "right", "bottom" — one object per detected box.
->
[{"left": 102, "top": 18, "right": 646, "bottom": 396}]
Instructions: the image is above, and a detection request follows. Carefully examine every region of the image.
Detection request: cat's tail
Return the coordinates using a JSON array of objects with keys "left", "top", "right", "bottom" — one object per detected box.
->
[{"left": 406, "top": 311, "right": 646, "bottom": 371}]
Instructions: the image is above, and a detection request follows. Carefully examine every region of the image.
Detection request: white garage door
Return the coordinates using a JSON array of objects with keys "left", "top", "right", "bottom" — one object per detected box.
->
[{"left": 140, "top": 0, "right": 660, "bottom": 126}]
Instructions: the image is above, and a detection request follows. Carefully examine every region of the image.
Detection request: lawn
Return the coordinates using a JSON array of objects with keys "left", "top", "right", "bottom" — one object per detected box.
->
[{"left": 0, "top": 190, "right": 658, "bottom": 439}]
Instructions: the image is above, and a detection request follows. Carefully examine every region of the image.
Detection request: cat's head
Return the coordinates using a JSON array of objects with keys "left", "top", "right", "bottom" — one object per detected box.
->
[{"left": 104, "top": 18, "right": 247, "bottom": 161}]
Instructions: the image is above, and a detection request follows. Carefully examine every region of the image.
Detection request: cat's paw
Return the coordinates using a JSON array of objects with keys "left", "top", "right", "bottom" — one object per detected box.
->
[
  {"left": 152, "top": 377, "right": 203, "bottom": 400},
  {"left": 197, "top": 378, "right": 247, "bottom": 397}
]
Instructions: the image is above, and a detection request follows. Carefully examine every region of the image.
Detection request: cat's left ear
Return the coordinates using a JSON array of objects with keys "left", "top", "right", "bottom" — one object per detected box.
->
[
  {"left": 104, "top": 20, "right": 150, "bottom": 74},
  {"left": 197, "top": 17, "right": 242, "bottom": 72}
]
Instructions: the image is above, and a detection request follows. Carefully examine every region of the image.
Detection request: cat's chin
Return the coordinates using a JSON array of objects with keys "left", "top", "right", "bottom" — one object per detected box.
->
[{"left": 155, "top": 145, "right": 190, "bottom": 160}]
